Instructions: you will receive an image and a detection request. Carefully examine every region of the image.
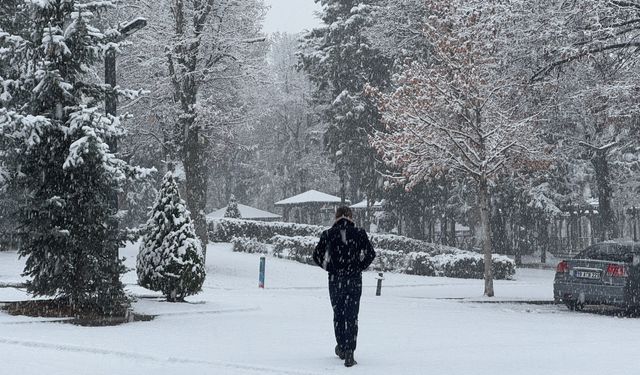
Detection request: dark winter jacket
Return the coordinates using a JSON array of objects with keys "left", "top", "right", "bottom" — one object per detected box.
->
[{"left": 313, "top": 218, "right": 376, "bottom": 277}]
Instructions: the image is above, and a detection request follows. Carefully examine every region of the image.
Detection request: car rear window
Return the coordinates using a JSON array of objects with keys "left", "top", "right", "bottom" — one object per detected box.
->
[{"left": 575, "top": 243, "right": 640, "bottom": 262}]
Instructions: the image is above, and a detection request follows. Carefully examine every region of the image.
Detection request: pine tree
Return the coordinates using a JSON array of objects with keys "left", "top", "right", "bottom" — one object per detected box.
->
[
  {"left": 0, "top": 0, "right": 148, "bottom": 314},
  {"left": 137, "top": 172, "right": 206, "bottom": 302},
  {"left": 299, "top": 0, "right": 391, "bottom": 204},
  {"left": 1, "top": 2, "right": 31, "bottom": 249},
  {"left": 224, "top": 194, "right": 241, "bottom": 219}
]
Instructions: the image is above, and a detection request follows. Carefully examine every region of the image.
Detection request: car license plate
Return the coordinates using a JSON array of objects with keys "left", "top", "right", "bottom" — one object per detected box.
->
[{"left": 575, "top": 270, "right": 600, "bottom": 279}]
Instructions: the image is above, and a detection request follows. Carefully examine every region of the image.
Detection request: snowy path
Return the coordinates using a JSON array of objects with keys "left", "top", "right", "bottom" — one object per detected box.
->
[{"left": 1, "top": 244, "right": 639, "bottom": 375}]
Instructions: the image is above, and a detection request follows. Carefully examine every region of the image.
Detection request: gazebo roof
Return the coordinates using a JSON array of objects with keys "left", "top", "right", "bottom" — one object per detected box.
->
[
  {"left": 206, "top": 204, "right": 281, "bottom": 220},
  {"left": 350, "top": 199, "right": 382, "bottom": 209},
  {"left": 275, "top": 190, "right": 348, "bottom": 206}
]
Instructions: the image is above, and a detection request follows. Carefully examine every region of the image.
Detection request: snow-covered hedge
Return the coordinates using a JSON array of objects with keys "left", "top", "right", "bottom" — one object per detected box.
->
[
  {"left": 405, "top": 252, "right": 437, "bottom": 276},
  {"left": 212, "top": 219, "right": 516, "bottom": 280},
  {"left": 231, "top": 237, "right": 269, "bottom": 254},
  {"left": 375, "top": 249, "right": 514, "bottom": 279},
  {"left": 228, "top": 233, "right": 515, "bottom": 280},
  {"left": 270, "top": 235, "right": 317, "bottom": 264},
  {"left": 369, "top": 248, "right": 514, "bottom": 279},
  {"left": 372, "top": 249, "right": 409, "bottom": 273},
  {"left": 369, "top": 233, "right": 439, "bottom": 253},
  {"left": 432, "top": 251, "right": 516, "bottom": 280},
  {"left": 210, "top": 218, "right": 461, "bottom": 255},
  {"left": 209, "top": 218, "right": 324, "bottom": 242}
]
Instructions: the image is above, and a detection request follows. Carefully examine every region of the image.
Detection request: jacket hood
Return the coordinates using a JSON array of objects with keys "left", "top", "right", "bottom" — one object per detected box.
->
[{"left": 333, "top": 217, "right": 355, "bottom": 229}]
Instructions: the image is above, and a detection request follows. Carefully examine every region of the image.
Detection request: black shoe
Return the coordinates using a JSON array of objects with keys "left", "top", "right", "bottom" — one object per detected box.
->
[
  {"left": 335, "top": 345, "right": 345, "bottom": 360},
  {"left": 344, "top": 351, "right": 357, "bottom": 367}
]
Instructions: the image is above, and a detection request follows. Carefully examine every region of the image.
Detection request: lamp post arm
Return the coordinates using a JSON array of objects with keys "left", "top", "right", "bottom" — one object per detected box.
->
[{"left": 118, "top": 18, "right": 148, "bottom": 41}]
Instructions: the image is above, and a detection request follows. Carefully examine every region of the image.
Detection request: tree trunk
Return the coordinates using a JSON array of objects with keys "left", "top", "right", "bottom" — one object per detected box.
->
[
  {"left": 513, "top": 220, "right": 522, "bottom": 266},
  {"left": 365, "top": 194, "right": 373, "bottom": 230},
  {"left": 592, "top": 151, "right": 618, "bottom": 241},
  {"left": 539, "top": 219, "right": 547, "bottom": 264},
  {"left": 168, "top": 0, "right": 213, "bottom": 260},
  {"left": 440, "top": 218, "right": 447, "bottom": 245},
  {"left": 449, "top": 218, "right": 456, "bottom": 247},
  {"left": 339, "top": 167, "right": 346, "bottom": 204},
  {"left": 183, "top": 114, "right": 209, "bottom": 259},
  {"left": 478, "top": 176, "right": 494, "bottom": 297},
  {"left": 406, "top": 212, "right": 422, "bottom": 239}
]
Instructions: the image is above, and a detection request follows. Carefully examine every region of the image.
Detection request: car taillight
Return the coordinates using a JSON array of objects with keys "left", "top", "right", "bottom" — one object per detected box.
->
[
  {"left": 556, "top": 261, "right": 569, "bottom": 273},
  {"left": 606, "top": 264, "right": 628, "bottom": 277}
]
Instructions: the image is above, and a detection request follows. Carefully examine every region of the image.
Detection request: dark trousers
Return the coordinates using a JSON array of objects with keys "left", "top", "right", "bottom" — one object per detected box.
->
[{"left": 328, "top": 274, "right": 362, "bottom": 352}]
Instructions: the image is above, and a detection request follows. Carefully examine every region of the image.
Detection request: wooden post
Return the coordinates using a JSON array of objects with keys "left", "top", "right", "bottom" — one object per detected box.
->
[{"left": 375, "top": 272, "right": 384, "bottom": 296}]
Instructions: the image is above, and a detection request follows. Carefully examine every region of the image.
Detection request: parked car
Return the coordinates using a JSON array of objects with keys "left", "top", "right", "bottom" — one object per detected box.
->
[{"left": 554, "top": 241, "right": 640, "bottom": 311}]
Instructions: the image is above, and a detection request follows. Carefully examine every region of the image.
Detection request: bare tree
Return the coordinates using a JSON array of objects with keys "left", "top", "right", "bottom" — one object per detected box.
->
[
  {"left": 531, "top": 0, "right": 640, "bottom": 82},
  {"left": 165, "top": 0, "right": 266, "bottom": 250},
  {"left": 369, "top": 0, "right": 546, "bottom": 296}
]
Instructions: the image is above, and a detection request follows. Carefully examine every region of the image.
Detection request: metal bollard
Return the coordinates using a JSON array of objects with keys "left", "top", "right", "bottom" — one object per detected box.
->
[
  {"left": 259, "top": 256, "right": 266, "bottom": 289},
  {"left": 375, "top": 272, "right": 384, "bottom": 296}
]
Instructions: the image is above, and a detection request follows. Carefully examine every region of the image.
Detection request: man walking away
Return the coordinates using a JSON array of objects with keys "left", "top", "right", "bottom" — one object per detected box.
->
[{"left": 312, "top": 206, "right": 376, "bottom": 367}]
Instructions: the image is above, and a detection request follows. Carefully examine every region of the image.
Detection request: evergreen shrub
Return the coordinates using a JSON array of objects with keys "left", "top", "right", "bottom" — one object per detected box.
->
[{"left": 137, "top": 172, "right": 206, "bottom": 302}]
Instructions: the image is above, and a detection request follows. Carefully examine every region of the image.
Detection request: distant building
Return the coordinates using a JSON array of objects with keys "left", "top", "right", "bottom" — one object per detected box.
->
[
  {"left": 206, "top": 203, "right": 281, "bottom": 222},
  {"left": 275, "top": 190, "right": 349, "bottom": 225}
]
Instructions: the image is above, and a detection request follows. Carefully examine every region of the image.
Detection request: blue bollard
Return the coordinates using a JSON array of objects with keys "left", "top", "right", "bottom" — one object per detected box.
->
[{"left": 259, "top": 256, "right": 266, "bottom": 289}]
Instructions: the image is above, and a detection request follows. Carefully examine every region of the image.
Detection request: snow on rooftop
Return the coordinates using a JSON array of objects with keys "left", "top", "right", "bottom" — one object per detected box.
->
[
  {"left": 206, "top": 203, "right": 281, "bottom": 220},
  {"left": 274, "top": 189, "right": 347, "bottom": 205},
  {"left": 350, "top": 199, "right": 382, "bottom": 209}
]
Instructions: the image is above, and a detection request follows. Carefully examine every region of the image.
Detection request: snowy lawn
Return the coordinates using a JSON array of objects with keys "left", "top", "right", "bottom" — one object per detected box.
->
[{"left": 1, "top": 243, "right": 639, "bottom": 375}]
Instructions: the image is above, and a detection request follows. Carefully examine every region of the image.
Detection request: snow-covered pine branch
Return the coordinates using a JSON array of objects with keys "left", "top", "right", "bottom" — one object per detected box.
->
[{"left": 0, "top": 0, "right": 152, "bottom": 314}]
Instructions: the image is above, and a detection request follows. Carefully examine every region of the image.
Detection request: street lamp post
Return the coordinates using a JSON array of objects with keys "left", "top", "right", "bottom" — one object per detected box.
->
[
  {"left": 104, "top": 17, "right": 147, "bottom": 297},
  {"left": 105, "top": 18, "right": 147, "bottom": 120}
]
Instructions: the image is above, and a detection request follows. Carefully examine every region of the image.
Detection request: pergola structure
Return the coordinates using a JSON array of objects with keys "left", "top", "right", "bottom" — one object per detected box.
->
[
  {"left": 350, "top": 199, "right": 382, "bottom": 210},
  {"left": 275, "top": 190, "right": 349, "bottom": 225},
  {"left": 350, "top": 199, "right": 382, "bottom": 228}
]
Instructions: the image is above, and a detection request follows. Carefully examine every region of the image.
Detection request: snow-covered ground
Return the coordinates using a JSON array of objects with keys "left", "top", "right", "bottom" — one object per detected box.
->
[{"left": 1, "top": 243, "right": 639, "bottom": 375}]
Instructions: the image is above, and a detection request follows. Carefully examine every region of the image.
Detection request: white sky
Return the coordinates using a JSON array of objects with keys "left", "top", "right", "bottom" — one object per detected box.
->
[{"left": 262, "top": 0, "right": 322, "bottom": 34}]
